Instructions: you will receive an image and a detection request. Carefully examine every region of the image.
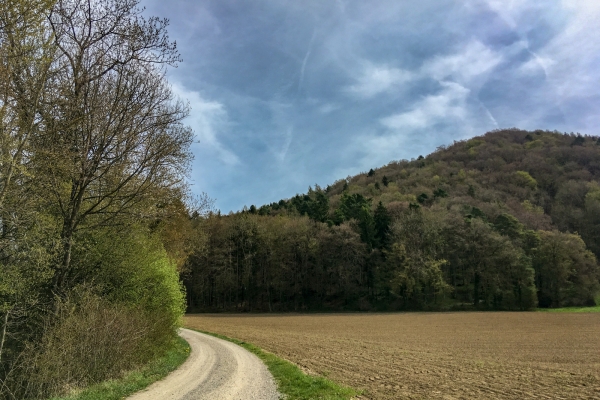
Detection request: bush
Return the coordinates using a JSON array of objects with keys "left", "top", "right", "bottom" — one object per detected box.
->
[
  {"left": 3, "top": 228, "right": 186, "bottom": 399},
  {"left": 8, "top": 290, "right": 172, "bottom": 399},
  {"left": 88, "top": 228, "right": 186, "bottom": 337}
]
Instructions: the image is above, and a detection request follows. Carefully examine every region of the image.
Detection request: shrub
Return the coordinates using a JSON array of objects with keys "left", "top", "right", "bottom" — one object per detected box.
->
[{"left": 8, "top": 290, "right": 168, "bottom": 399}]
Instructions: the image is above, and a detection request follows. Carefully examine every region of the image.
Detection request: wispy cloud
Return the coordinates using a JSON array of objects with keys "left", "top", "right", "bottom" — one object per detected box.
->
[
  {"left": 299, "top": 30, "right": 317, "bottom": 92},
  {"left": 533, "top": 0, "right": 600, "bottom": 98},
  {"left": 422, "top": 40, "right": 503, "bottom": 85},
  {"left": 381, "top": 82, "right": 470, "bottom": 129},
  {"left": 171, "top": 83, "right": 240, "bottom": 166},
  {"left": 346, "top": 62, "right": 413, "bottom": 98},
  {"left": 142, "top": 0, "right": 600, "bottom": 211},
  {"left": 318, "top": 103, "right": 341, "bottom": 114}
]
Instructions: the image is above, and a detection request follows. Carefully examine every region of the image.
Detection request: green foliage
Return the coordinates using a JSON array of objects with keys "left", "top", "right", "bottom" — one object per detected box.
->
[
  {"left": 467, "top": 185, "right": 475, "bottom": 197},
  {"left": 288, "top": 188, "right": 330, "bottom": 222},
  {"left": 571, "top": 135, "right": 585, "bottom": 146},
  {"left": 0, "top": 0, "right": 192, "bottom": 396},
  {"left": 14, "top": 292, "right": 157, "bottom": 397},
  {"left": 533, "top": 231, "right": 599, "bottom": 308},
  {"left": 514, "top": 171, "right": 538, "bottom": 189},
  {"left": 443, "top": 217, "right": 537, "bottom": 310},
  {"left": 185, "top": 129, "right": 600, "bottom": 313},
  {"left": 386, "top": 243, "right": 450, "bottom": 308},
  {"left": 493, "top": 213, "right": 524, "bottom": 239},
  {"left": 417, "top": 193, "right": 429, "bottom": 204},
  {"left": 539, "top": 305, "right": 600, "bottom": 313},
  {"left": 373, "top": 202, "right": 391, "bottom": 249},
  {"left": 433, "top": 188, "right": 448, "bottom": 198},
  {"left": 336, "top": 193, "right": 371, "bottom": 222}
]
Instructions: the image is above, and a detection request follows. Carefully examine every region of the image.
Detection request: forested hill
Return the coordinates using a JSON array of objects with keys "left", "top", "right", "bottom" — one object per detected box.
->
[{"left": 184, "top": 129, "right": 600, "bottom": 312}]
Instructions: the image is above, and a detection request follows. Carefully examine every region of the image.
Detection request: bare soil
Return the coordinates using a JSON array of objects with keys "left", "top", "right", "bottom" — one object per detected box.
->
[{"left": 185, "top": 312, "right": 600, "bottom": 399}]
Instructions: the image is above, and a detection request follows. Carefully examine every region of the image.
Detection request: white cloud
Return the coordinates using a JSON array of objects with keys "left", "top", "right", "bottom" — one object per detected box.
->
[
  {"left": 483, "top": 0, "right": 600, "bottom": 131},
  {"left": 346, "top": 81, "right": 492, "bottom": 174},
  {"left": 481, "top": 0, "right": 539, "bottom": 30},
  {"left": 318, "top": 103, "right": 340, "bottom": 114},
  {"left": 345, "top": 40, "right": 501, "bottom": 106},
  {"left": 380, "top": 81, "right": 470, "bottom": 129},
  {"left": 422, "top": 40, "right": 503, "bottom": 85},
  {"left": 538, "top": 0, "right": 600, "bottom": 98},
  {"left": 346, "top": 63, "right": 413, "bottom": 98},
  {"left": 171, "top": 83, "right": 240, "bottom": 166}
]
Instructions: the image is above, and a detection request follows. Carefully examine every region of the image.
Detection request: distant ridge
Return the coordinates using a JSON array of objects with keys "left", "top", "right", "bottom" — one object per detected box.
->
[{"left": 185, "top": 129, "right": 600, "bottom": 312}]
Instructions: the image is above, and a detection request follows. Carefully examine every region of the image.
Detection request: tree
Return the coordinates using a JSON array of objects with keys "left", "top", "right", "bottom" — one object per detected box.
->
[
  {"left": 493, "top": 213, "right": 523, "bottom": 239},
  {"left": 467, "top": 184, "right": 475, "bottom": 197},
  {"left": 0, "top": 1, "right": 192, "bottom": 394},
  {"left": 368, "top": 168, "right": 375, "bottom": 177},
  {"left": 309, "top": 190, "right": 329, "bottom": 223},
  {"left": 373, "top": 201, "right": 391, "bottom": 248},
  {"left": 382, "top": 175, "right": 389, "bottom": 187},
  {"left": 442, "top": 216, "right": 537, "bottom": 310},
  {"left": 34, "top": 0, "right": 193, "bottom": 295},
  {"left": 533, "top": 231, "right": 599, "bottom": 307},
  {"left": 0, "top": 0, "right": 57, "bottom": 381},
  {"left": 433, "top": 188, "right": 448, "bottom": 198}
]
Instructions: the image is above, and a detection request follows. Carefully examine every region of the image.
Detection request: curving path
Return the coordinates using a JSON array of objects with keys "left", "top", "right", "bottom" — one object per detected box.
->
[{"left": 128, "top": 329, "right": 280, "bottom": 400}]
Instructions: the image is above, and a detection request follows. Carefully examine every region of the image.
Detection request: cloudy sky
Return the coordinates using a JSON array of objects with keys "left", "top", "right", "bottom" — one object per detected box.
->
[{"left": 142, "top": 0, "right": 600, "bottom": 213}]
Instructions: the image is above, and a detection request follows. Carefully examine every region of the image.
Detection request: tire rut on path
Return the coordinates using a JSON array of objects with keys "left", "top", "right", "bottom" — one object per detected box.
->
[{"left": 128, "top": 328, "right": 281, "bottom": 400}]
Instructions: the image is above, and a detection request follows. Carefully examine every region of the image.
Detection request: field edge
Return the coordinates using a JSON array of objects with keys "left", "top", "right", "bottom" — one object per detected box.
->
[
  {"left": 50, "top": 335, "right": 191, "bottom": 400},
  {"left": 192, "top": 329, "right": 360, "bottom": 400},
  {"left": 537, "top": 305, "right": 600, "bottom": 313}
]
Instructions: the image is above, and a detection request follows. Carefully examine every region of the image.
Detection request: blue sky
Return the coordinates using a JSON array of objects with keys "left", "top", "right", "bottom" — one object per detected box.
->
[{"left": 142, "top": 0, "right": 600, "bottom": 213}]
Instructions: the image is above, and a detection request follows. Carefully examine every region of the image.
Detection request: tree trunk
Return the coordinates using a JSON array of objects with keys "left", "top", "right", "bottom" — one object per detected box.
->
[{"left": 0, "top": 310, "right": 9, "bottom": 364}]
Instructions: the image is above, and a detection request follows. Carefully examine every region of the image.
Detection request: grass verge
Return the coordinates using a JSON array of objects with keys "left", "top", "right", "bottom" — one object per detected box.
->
[
  {"left": 51, "top": 336, "right": 190, "bottom": 400},
  {"left": 192, "top": 329, "right": 359, "bottom": 400},
  {"left": 538, "top": 305, "right": 600, "bottom": 313}
]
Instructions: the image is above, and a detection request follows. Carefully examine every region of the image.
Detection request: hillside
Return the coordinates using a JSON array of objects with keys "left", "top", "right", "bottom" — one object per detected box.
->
[{"left": 184, "top": 129, "right": 600, "bottom": 312}]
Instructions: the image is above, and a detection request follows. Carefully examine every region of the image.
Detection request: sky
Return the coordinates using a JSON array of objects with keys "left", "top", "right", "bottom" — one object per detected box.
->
[{"left": 141, "top": 0, "right": 600, "bottom": 213}]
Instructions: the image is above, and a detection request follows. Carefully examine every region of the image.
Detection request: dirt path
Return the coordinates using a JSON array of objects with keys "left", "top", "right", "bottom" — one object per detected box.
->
[{"left": 128, "top": 328, "right": 280, "bottom": 400}]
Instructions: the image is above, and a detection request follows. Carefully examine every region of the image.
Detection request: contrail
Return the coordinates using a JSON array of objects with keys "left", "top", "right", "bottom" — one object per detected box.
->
[{"left": 299, "top": 30, "right": 317, "bottom": 92}]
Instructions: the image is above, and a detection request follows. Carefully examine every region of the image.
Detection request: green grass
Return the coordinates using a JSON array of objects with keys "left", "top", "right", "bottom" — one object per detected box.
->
[
  {"left": 538, "top": 305, "right": 600, "bottom": 313},
  {"left": 193, "top": 329, "right": 359, "bottom": 400},
  {"left": 51, "top": 336, "right": 190, "bottom": 400}
]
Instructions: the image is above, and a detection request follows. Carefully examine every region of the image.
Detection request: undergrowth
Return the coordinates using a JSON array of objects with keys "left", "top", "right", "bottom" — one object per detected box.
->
[
  {"left": 50, "top": 336, "right": 190, "bottom": 400},
  {"left": 194, "top": 330, "right": 359, "bottom": 400}
]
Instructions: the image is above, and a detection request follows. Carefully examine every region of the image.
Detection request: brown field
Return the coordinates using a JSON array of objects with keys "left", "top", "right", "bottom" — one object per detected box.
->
[{"left": 184, "top": 313, "right": 600, "bottom": 399}]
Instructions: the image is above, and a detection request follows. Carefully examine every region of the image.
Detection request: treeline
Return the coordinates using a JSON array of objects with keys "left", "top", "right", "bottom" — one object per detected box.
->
[
  {"left": 184, "top": 129, "right": 600, "bottom": 312},
  {"left": 0, "top": 1, "right": 193, "bottom": 398}
]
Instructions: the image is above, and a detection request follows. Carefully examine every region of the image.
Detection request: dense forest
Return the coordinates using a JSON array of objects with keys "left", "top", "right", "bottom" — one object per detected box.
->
[
  {"left": 184, "top": 129, "right": 600, "bottom": 312},
  {"left": 0, "top": 1, "right": 194, "bottom": 398}
]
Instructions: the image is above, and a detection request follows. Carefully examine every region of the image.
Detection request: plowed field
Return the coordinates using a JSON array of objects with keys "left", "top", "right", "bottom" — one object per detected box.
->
[{"left": 184, "top": 313, "right": 600, "bottom": 399}]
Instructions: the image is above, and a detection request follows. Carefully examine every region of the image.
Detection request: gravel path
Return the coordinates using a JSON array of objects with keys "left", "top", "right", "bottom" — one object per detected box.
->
[{"left": 128, "top": 328, "right": 281, "bottom": 400}]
